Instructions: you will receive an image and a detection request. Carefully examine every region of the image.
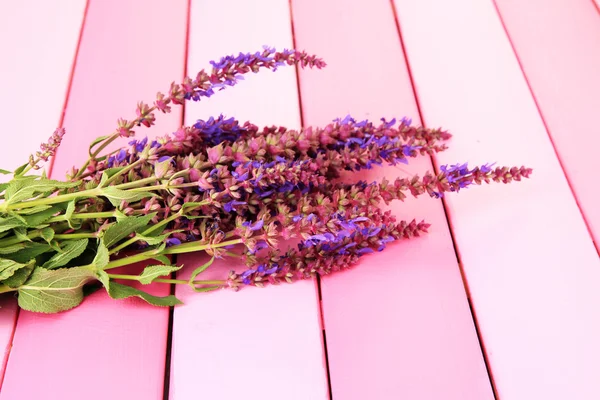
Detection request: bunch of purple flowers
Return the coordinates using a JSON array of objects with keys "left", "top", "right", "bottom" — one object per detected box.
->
[{"left": 0, "top": 47, "right": 531, "bottom": 313}]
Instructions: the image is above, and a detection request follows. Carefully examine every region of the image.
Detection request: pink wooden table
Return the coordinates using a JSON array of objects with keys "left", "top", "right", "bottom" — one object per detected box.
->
[{"left": 1, "top": 1, "right": 599, "bottom": 399}]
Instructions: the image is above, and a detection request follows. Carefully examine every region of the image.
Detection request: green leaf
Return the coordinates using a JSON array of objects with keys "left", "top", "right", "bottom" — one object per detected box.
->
[
  {"left": 92, "top": 239, "right": 110, "bottom": 270},
  {"left": 0, "top": 216, "right": 25, "bottom": 233},
  {"left": 3, "top": 242, "right": 52, "bottom": 263},
  {"left": 150, "top": 255, "right": 171, "bottom": 265},
  {"left": 0, "top": 183, "right": 8, "bottom": 194},
  {"left": 40, "top": 227, "right": 54, "bottom": 244},
  {"left": 139, "top": 264, "right": 182, "bottom": 284},
  {"left": 42, "top": 239, "right": 88, "bottom": 269},
  {"left": 96, "top": 270, "right": 110, "bottom": 289},
  {"left": 4, "top": 178, "right": 79, "bottom": 204},
  {"left": 13, "top": 227, "right": 31, "bottom": 242},
  {"left": 99, "top": 167, "right": 125, "bottom": 187},
  {"left": 189, "top": 256, "right": 215, "bottom": 283},
  {"left": 88, "top": 135, "right": 110, "bottom": 156},
  {"left": 0, "top": 259, "right": 31, "bottom": 281},
  {"left": 0, "top": 243, "right": 27, "bottom": 254},
  {"left": 64, "top": 200, "right": 82, "bottom": 229},
  {"left": 101, "top": 187, "right": 156, "bottom": 207},
  {"left": 17, "top": 266, "right": 96, "bottom": 313},
  {"left": 3, "top": 261, "right": 35, "bottom": 288},
  {"left": 12, "top": 163, "right": 29, "bottom": 177},
  {"left": 16, "top": 205, "right": 52, "bottom": 215},
  {"left": 102, "top": 213, "right": 155, "bottom": 248},
  {"left": 0, "top": 169, "right": 11, "bottom": 175},
  {"left": 22, "top": 205, "right": 61, "bottom": 227},
  {"left": 106, "top": 281, "right": 182, "bottom": 307},
  {"left": 136, "top": 230, "right": 183, "bottom": 246}
]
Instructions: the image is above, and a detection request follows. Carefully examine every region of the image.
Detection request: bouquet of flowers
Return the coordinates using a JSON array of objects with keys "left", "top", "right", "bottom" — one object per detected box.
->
[{"left": 0, "top": 47, "right": 531, "bottom": 313}]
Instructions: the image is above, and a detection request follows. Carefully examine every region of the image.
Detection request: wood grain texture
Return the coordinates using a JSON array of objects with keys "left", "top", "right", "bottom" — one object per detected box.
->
[
  {"left": 169, "top": 1, "right": 329, "bottom": 399},
  {"left": 494, "top": 0, "right": 600, "bottom": 248},
  {"left": 291, "top": 0, "right": 494, "bottom": 398},
  {"left": 0, "top": 1, "right": 188, "bottom": 399},
  {"left": 0, "top": 0, "right": 86, "bottom": 385},
  {"left": 393, "top": 0, "right": 600, "bottom": 399}
]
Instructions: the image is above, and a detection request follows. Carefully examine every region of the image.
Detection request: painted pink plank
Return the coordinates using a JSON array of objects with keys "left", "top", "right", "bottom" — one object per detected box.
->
[
  {"left": 292, "top": 0, "right": 494, "bottom": 398},
  {"left": 393, "top": 0, "right": 600, "bottom": 399},
  {"left": 169, "top": 1, "right": 329, "bottom": 399},
  {"left": 0, "top": 0, "right": 86, "bottom": 384},
  {"left": 493, "top": 0, "right": 600, "bottom": 248},
  {"left": 0, "top": 0, "right": 86, "bottom": 182},
  {"left": 0, "top": 1, "right": 188, "bottom": 399}
]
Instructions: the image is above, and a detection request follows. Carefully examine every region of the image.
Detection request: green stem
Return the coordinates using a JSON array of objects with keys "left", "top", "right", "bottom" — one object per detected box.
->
[
  {"left": 101, "top": 159, "right": 143, "bottom": 187},
  {"left": 47, "top": 211, "right": 121, "bottom": 223},
  {"left": 76, "top": 133, "right": 120, "bottom": 179},
  {"left": 104, "top": 239, "right": 242, "bottom": 270},
  {"left": 0, "top": 284, "right": 16, "bottom": 294},
  {"left": 54, "top": 232, "right": 97, "bottom": 240},
  {"left": 0, "top": 176, "right": 159, "bottom": 213},
  {"left": 107, "top": 273, "right": 225, "bottom": 286},
  {"left": 108, "top": 201, "right": 210, "bottom": 255}
]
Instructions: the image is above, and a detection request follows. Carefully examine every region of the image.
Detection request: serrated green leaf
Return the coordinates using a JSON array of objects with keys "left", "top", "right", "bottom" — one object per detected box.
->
[
  {"left": 0, "top": 243, "right": 27, "bottom": 254},
  {"left": 0, "top": 259, "right": 31, "bottom": 281},
  {"left": 17, "top": 266, "right": 96, "bottom": 313},
  {"left": 102, "top": 213, "right": 155, "bottom": 248},
  {"left": 3, "top": 261, "right": 35, "bottom": 288},
  {"left": 0, "top": 216, "right": 25, "bottom": 233},
  {"left": 16, "top": 205, "right": 52, "bottom": 215},
  {"left": 0, "top": 169, "right": 11, "bottom": 175},
  {"left": 22, "top": 205, "right": 61, "bottom": 227},
  {"left": 13, "top": 227, "right": 31, "bottom": 242},
  {"left": 106, "top": 281, "right": 182, "bottom": 307},
  {"left": 189, "top": 256, "right": 215, "bottom": 283},
  {"left": 3, "top": 242, "right": 52, "bottom": 263},
  {"left": 40, "top": 227, "right": 54, "bottom": 244},
  {"left": 0, "top": 183, "right": 8, "bottom": 194},
  {"left": 5, "top": 178, "right": 79, "bottom": 204},
  {"left": 101, "top": 187, "right": 155, "bottom": 207},
  {"left": 92, "top": 239, "right": 110, "bottom": 270},
  {"left": 139, "top": 264, "right": 182, "bottom": 284},
  {"left": 42, "top": 239, "right": 88, "bottom": 269}
]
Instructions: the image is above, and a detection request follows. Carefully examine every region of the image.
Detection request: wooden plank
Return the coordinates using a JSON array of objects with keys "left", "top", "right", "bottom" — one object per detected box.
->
[
  {"left": 291, "top": 0, "right": 494, "bottom": 398},
  {"left": 494, "top": 0, "right": 600, "bottom": 248},
  {"left": 0, "top": 0, "right": 86, "bottom": 384},
  {"left": 169, "top": 1, "right": 330, "bottom": 399},
  {"left": 0, "top": 1, "right": 188, "bottom": 399},
  {"left": 392, "top": 0, "right": 600, "bottom": 399}
]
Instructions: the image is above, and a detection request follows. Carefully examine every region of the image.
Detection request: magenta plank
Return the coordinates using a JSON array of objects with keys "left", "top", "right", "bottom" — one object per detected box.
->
[
  {"left": 0, "top": 0, "right": 86, "bottom": 384},
  {"left": 393, "top": 0, "right": 600, "bottom": 399},
  {"left": 494, "top": 0, "right": 600, "bottom": 248},
  {"left": 292, "top": 0, "right": 494, "bottom": 398},
  {"left": 169, "top": 1, "right": 329, "bottom": 399},
  {"left": 0, "top": 1, "right": 188, "bottom": 399}
]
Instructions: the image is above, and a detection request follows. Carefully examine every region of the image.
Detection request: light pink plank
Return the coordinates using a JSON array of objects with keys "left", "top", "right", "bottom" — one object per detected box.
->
[
  {"left": 292, "top": 0, "right": 494, "bottom": 398},
  {"left": 393, "top": 0, "right": 600, "bottom": 399},
  {"left": 0, "top": 0, "right": 86, "bottom": 181},
  {"left": 494, "top": 0, "right": 600, "bottom": 248},
  {"left": 0, "top": 1, "right": 188, "bottom": 399},
  {"left": 169, "top": 1, "right": 329, "bottom": 399},
  {"left": 0, "top": 0, "right": 86, "bottom": 384}
]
